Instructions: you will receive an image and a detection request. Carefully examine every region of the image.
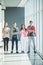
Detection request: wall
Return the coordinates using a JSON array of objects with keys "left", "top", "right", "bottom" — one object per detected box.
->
[{"left": 5, "top": 7, "right": 25, "bottom": 29}]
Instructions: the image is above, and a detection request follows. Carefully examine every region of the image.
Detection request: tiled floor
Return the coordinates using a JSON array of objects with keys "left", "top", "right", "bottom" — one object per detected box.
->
[
  {"left": 0, "top": 41, "right": 43, "bottom": 65},
  {"left": 0, "top": 49, "right": 43, "bottom": 65}
]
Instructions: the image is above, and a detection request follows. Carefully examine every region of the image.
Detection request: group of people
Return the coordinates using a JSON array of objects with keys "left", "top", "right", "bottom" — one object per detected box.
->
[{"left": 2, "top": 21, "right": 36, "bottom": 54}]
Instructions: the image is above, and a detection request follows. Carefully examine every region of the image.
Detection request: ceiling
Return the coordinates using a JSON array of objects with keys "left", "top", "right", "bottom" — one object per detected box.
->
[
  {"left": 0, "top": 0, "right": 27, "bottom": 7},
  {"left": 4, "top": 0, "right": 22, "bottom": 7}
]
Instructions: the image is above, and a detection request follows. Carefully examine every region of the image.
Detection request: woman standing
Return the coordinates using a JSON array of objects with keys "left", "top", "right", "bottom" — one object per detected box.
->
[
  {"left": 20, "top": 24, "right": 28, "bottom": 53},
  {"left": 2, "top": 22, "right": 10, "bottom": 52}
]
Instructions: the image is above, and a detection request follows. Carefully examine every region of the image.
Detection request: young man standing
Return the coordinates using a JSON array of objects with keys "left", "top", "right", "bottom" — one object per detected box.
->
[
  {"left": 27, "top": 21, "right": 36, "bottom": 53},
  {"left": 11, "top": 22, "right": 19, "bottom": 53}
]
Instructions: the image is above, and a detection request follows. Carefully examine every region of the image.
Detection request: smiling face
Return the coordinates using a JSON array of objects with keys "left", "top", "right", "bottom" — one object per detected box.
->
[
  {"left": 13, "top": 22, "right": 17, "bottom": 28},
  {"left": 4, "top": 22, "right": 8, "bottom": 27},
  {"left": 29, "top": 21, "right": 33, "bottom": 26},
  {"left": 21, "top": 24, "right": 25, "bottom": 30},
  {"left": 22, "top": 25, "right": 25, "bottom": 29}
]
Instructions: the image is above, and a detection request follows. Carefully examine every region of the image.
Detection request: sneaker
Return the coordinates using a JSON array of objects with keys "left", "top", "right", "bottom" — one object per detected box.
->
[
  {"left": 21, "top": 51, "right": 25, "bottom": 53},
  {"left": 27, "top": 51, "right": 30, "bottom": 53},
  {"left": 34, "top": 51, "right": 36, "bottom": 53},
  {"left": 16, "top": 51, "right": 19, "bottom": 54},
  {"left": 11, "top": 51, "right": 13, "bottom": 53}
]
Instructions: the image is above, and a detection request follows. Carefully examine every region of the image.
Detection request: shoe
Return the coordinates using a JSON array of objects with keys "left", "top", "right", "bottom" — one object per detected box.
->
[
  {"left": 16, "top": 51, "right": 19, "bottom": 54},
  {"left": 21, "top": 51, "right": 25, "bottom": 53},
  {"left": 11, "top": 51, "right": 13, "bottom": 53},
  {"left": 27, "top": 51, "right": 30, "bottom": 53},
  {"left": 34, "top": 51, "right": 36, "bottom": 53}
]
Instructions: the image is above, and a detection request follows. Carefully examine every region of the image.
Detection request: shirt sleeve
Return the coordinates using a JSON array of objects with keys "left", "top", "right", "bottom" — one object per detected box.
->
[
  {"left": 33, "top": 26, "right": 35, "bottom": 31},
  {"left": 27, "top": 26, "right": 29, "bottom": 31},
  {"left": 16, "top": 27, "right": 19, "bottom": 34}
]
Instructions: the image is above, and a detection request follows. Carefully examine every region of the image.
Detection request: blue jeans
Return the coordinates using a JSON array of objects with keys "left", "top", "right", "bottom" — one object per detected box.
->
[
  {"left": 11, "top": 38, "right": 18, "bottom": 52},
  {"left": 28, "top": 36, "right": 35, "bottom": 51}
]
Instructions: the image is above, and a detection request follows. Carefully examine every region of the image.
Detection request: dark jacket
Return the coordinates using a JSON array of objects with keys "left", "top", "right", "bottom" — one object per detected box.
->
[{"left": 11, "top": 27, "right": 20, "bottom": 40}]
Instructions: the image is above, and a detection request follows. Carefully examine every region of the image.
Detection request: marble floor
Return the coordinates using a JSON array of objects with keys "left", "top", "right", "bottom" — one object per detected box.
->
[{"left": 0, "top": 41, "right": 43, "bottom": 65}]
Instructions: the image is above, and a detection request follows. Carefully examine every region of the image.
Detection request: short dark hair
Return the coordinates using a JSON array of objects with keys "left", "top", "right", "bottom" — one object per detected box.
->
[{"left": 29, "top": 21, "right": 33, "bottom": 23}]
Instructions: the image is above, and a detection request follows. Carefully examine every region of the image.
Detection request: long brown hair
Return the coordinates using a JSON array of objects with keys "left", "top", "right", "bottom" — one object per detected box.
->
[
  {"left": 20, "top": 24, "right": 27, "bottom": 30},
  {"left": 4, "top": 22, "right": 8, "bottom": 28}
]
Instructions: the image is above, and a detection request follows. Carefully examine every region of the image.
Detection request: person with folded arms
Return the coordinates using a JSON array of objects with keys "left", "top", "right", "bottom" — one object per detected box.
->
[
  {"left": 11, "top": 22, "right": 19, "bottom": 53},
  {"left": 27, "top": 21, "right": 36, "bottom": 53},
  {"left": 2, "top": 22, "right": 10, "bottom": 52},
  {"left": 20, "top": 24, "right": 28, "bottom": 53}
]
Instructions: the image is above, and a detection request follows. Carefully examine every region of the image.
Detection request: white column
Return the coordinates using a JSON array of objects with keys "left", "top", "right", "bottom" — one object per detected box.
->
[
  {"left": 42, "top": 0, "right": 43, "bottom": 55},
  {"left": 33, "top": 0, "right": 37, "bottom": 50},
  {"left": 36, "top": 0, "right": 40, "bottom": 52},
  {"left": 0, "top": 3, "right": 2, "bottom": 41},
  {"left": 40, "top": 0, "right": 43, "bottom": 54},
  {"left": 1, "top": 9, "right": 5, "bottom": 28}
]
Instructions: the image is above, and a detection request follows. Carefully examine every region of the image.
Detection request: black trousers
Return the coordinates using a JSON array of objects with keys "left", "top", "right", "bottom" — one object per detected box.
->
[
  {"left": 11, "top": 38, "right": 18, "bottom": 52},
  {"left": 3, "top": 37, "right": 9, "bottom": 51}
]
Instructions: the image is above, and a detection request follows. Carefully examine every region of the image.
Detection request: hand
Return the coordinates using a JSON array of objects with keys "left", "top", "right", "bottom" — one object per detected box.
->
[
  {"left": 29, "top": 30, "right": 34, "bottom": 33},
  {"left": 5, "top": 32, "right": 8, "bottom": 34},
  {"left": 28, "top": 30, "right": 32, "bottom": 33}
]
